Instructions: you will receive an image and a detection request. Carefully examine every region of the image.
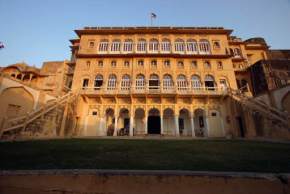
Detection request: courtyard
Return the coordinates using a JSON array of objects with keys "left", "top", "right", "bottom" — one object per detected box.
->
[{"left": 0, "top": 138, "right": 289, "bottom": 172}]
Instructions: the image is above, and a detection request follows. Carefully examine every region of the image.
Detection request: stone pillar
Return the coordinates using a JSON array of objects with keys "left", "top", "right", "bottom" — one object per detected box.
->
[
  {"left": 29, "top": 73, "right": 33, "bottom": 83},
  {"left": 129, "top": 115, "right": 134, "bottom": 136},
  {"left": 175, "top": 115, "right": 180, "bottom": 137},
  {"left": 113, "top": 115, "right": 118, "bottom": 136},
  {"left": 144, "top": 116, "right": 148, "bottom": 135},
  {"left": 205, "top": 113, "right": 210, "bottom": 137},
  {"left": 160, "top": 113, "right": 164, "bottom": 135},
  {"left": 190, "top": 114, "right": 195, "bottom": 138}
]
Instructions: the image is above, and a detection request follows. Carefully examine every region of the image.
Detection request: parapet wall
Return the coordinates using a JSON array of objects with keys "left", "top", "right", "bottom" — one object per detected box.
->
[{"left": 0, "top": 170, "right": 289, "bottom": 194}]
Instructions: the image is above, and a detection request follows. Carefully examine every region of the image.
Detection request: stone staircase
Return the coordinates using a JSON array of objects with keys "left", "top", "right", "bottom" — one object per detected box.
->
[
  {"left": 0, "top": 91, "right": 79, "bottom": 139},
  {"left": 228, "top": 88, "right": 289, "bottom": 128}
]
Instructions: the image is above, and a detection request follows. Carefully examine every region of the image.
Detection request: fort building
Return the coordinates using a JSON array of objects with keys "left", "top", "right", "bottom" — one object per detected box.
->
[{"left": 0, "top": 27, "right": 289, "bottom": 139}]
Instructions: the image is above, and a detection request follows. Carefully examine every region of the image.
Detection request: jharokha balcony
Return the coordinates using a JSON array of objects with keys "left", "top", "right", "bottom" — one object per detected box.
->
[{"left": 80, "top": 85, "right": 228, "bottom": 96}]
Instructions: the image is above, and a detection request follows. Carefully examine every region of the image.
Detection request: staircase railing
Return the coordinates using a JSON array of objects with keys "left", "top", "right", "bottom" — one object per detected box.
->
[
  {"left": 228, "top": 87, "right": 289, "bottom": 126},
  {"left": 0, "top": 90, "right": 78, "bottom": 137}
]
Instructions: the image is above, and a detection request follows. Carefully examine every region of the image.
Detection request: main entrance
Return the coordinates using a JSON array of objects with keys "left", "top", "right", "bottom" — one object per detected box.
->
[
  {"left": 148, "top": 108, "right": 161, "bottom": 134},
  {"left": 148, "top": 116, "right": 161, "bottom": 134}
]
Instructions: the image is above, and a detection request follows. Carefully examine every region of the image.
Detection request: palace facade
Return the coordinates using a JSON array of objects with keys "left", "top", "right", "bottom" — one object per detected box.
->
[{"left": 69, "top": 27, "right": 282, "bottom": 138}]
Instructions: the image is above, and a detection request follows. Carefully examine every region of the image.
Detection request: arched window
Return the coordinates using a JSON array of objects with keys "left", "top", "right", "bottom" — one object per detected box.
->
[
  {"left": 99, "top": 39, "right": 109, "bottom": 52},
  {"left": 174, "top": 39, "right": 185, "bottom": 52},
  {"left": 161, "top": 39, "right": 171, "bottom": 52},
  {"left": 107, "top": 74, "right": 117, "bottom": 90},
  {"left": 163, "top": 74, "right": 174, "bottom": 91},
  {"left": 241, "top": 79, "right": 249, "bottom": 92},
  {"left": 123, "top": 39, "right": 133, "bottom": 52},
  {"left": 177, "top": 74, "right": 188, "bottom": 91},
  {"left": 191, "top": 75, "right": 202, "bottom": 90},
  {"left": 234, "top": 48, "right": 242, "bottom": 57},
  {"left": 135, "top": 74, "right": 145, "bottom": 90},
  {"left": 149, "top": 39, "right": 159, "bottom": 52},
  {"left": 111, "top": 39, "right": 121, "bottom": 52},
  {"left": 199, "top": 39, "right": 211, "bottom": 54},
  {"left": 149, "top": 74, "right": 160, "bottom": 89},
  {"left": 137, "top": 39, "right": 147, "bottom": 52},
  {"left": 204, "top": 75, "right": 215, "bottom": 90},
  {"left": 229, "top": 48, "right": 234, "bottom": 56},
  {"left": 121, "top": 74, "right": 131, "bottom": 91},
  {"left": 82, "top": 78, "right": 89, "bottom": 89},
  {"left": 186, "top": 39, "right": 198, "bottom": 53},
  {"left": 219, "top": 79, "right": 228, "bottom": 91},
  {"left": 94, "top": 74, "right": 103, "bottom": 90}
]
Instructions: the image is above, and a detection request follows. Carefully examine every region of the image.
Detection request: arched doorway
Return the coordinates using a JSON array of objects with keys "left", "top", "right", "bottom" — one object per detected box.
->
[
  {"left": 163, "top": 108, "right": 175, "bottom": 135},
  {"left": 118, "top": 108, "right": 130, "bottom": 136},
  {"left": 179, "top": 109, "right": 191, "bottom": 136},
  {"left": 134, "top": 108, "right": 145, "bottom": 135},
  {"left": 105, "top": 108, "right": 115, "bottom": 136},
  {"left": 194, "top": 109, "right": 207, "bottom": 137},
  {"left": 148, "top": 108, "right": 161, "bottom": 134}
]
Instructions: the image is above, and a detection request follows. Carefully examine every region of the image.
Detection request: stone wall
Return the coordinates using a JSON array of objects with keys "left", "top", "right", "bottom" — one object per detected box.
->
[{"left": 0, "top": 170, "right": 289, "bottom": 194}]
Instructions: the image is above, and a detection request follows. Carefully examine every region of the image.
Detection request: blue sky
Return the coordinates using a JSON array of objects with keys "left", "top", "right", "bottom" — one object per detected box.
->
[{"left": 0, "top": 0, "right": 290, "bottom": 67}]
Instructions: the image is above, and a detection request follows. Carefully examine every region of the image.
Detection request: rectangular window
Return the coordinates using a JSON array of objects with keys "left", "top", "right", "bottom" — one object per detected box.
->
[
  {"left": 86, "top": 61, "right": 91, "bottom": 69},
  {"left": 191, "top": 61, "right": 198, "bottom": 69},
  {"left": 82, "top": 79, "right": 89, "bottom": 89},
  {"left": 89, "top": 41, "right": 95, "bottom": 48},
  {"left": 204, "top": 61, "right": 211, "bottom": 69},
  {"left": 111, "top": 61, "right": 117, "bottom": 68},
  {"left": 124, "top": 61, "right": 130, "bottom": 67},
  {"left": 164, "top": 60, "right": 170, "bottom": 68},
  {"left": 138, "top": 60, "right": 144, "bottom": 67},
  {"left": 213, "top": 41, "right": 221, "bottom": 49},
  {"left": 151, "top": 60, "right": 157, "bottom": 69},
  {"left": 177, "top": 61, "right": 184, "bottom": 69},
  {"left": 217, "top": 61, "right": 223, "bottom": 70},
  {"left": 98, "top": 60, "right": 103, "bottom": 67}
]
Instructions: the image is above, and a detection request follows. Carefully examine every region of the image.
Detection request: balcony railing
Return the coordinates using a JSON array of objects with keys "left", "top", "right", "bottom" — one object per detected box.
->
[{"left": 80, "top": 86, "right": 228, "bottom": 96}]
